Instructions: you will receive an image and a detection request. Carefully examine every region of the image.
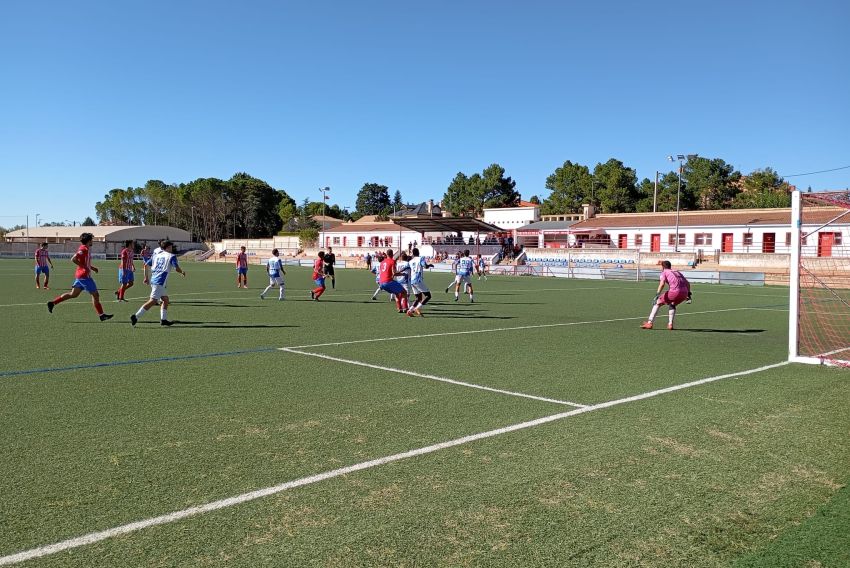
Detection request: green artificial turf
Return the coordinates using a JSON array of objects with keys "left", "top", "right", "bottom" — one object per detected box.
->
[{"left": 1, "top": 259, "right": 847, "bottom": 567}]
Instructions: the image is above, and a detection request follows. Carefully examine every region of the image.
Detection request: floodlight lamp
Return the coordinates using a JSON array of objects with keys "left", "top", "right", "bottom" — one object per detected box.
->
[
  {"left": 667, "top": 156, "right": 674, "bottom": 162},
  {"left": 676, "top": 154, "right": 686, "bottom": 160},
  {"left": 687, "top": 154, "right": 698, "bottom": 160}
]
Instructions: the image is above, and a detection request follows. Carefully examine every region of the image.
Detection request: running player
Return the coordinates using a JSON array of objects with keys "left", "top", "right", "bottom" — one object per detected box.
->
[
  {"left": 454, "top": 249, "right": 475, "bottom": 302},
  {"left": 236, "top": 246, "right": 249, "bottom": 288},
  {"left": 311, "top": 251, "right": 326, "bottom": 301},
  {"left": 407, "top": 247, "right": 434, "bottom": 317},
  {"left": 641, "top": 260, "right": 691, "bottom": 330},
  {"left": 260, "top": 248, "right": 286, "bottom": 301},
  {"left": 324, "top": 247, "right": 337, "bottom": 289},
  {"left": 130, "top": 241, "right": 186, "bottom": 327},
  {"left": 378, "top": 249, "right": 408, "bottom": 313},
  {"left": 115, "top": 239, "right": 135, "bottom": 302},
  {"left": 476, "top": 254, "right": 487, "bottom": 280},
  {"left": 47, "top": 233, "right": 113, "bottom": 321},
  {"left": 445, "top": 252, "right": 461, "bottom": 293},
  {"left": 34, "top": 242, "right": 54, "bottom": 289}
]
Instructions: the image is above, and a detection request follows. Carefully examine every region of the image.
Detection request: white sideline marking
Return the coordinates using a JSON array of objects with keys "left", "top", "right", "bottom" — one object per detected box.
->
[
  {"left": 0, "top": 360, "right": 789, "bottom": 566},
  {"left": 280, "top": 348, "right": 588, "bottom": 408},
  {"left": 284, "top": 307, "right": 758, "bottom": 350}
]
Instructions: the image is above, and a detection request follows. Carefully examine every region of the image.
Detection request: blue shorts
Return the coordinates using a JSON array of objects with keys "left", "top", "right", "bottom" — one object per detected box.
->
[
  {"left": 237, "top": 267, "right": 248, "bottom": 275},
  {"left": 72, "top": 278, "right": 98, "bottom": 293},
  {"left": 380, "top": 281, "right": 405, "bottom": 295},
  {"left": 314, "top": 277, "right": 326, "bottom": 288},
  {"left": 35, "top": 266, "right": 49, "bottom": 275},
  {"left": 118, "top": 269, "right": 134, "bottom": 284}
]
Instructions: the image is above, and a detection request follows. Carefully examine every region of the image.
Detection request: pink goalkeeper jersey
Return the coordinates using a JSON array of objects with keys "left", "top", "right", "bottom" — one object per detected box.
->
[
  {"left": 35, "top": 249, "right": 50, "bottom": 267},
  {"left": 661, "top": 269, "right": 689, "bottom": 295}
]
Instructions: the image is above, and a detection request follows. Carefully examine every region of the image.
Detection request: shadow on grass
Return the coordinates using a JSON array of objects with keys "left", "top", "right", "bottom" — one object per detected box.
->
[
  {"left": 177, "top": 302, "right": 266, "bottom": 308},
  {"left": 678, "top": 328, "right": 766, "bottom": 334},
  {"left": 425, "top": 314, "right": 516, "bottom": 320},
  {"left": 173, "top": 321, "right": 298, "bottom": 328}
]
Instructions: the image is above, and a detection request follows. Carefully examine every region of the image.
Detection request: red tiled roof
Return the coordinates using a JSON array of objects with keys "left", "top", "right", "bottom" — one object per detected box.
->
[{"left": 569, "top": 207, "right": 848, "bottom": 230}]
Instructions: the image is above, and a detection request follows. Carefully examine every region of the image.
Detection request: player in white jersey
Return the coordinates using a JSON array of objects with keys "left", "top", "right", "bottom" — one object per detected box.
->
[
  {"left": 130, "top": 241, "right": 186, "bottom": 327},
  {"left": 406, "top": 248, "right": 434, "bottom": 317},
  {"left": 454, "top": 249, "right": 475, "bottom": 302},
  {"left": 260, "top": 248, "right": 286, "bottom": 301},
  {"left": 445, "top": 253, "right": 462, "bottom": 293},
  {"left": 394, "top": 253, "right": 412, "bottom": 296},
  {"left": 476, "top": 255, "right": 487, "bottom": 280}
]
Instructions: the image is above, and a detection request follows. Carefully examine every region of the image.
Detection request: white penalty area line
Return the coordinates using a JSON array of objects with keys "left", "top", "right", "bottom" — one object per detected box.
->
[
  {"left": 280, "top": 348, "right": 588, "bottom": 408},
  {"left": 0, "top": 360, "right": 789, "bottom": 566},
  {"left": 284, "top": 306, "right": 762, "bottom": 350}
]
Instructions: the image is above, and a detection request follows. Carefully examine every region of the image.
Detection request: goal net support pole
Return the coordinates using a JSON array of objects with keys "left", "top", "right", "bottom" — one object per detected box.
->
[
  {"left": 788, "top": 190, "right": 808, "bottom": 363},
  {"left": 789, "top": 189, "right": 850, "bottom": 366}
]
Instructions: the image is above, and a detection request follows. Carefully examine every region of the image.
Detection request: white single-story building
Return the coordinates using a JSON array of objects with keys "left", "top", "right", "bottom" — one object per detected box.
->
[
  {"left": 4, "top": 224, "right": 192, "bottom": 245},
  {"left": 567, "top": 207, "right": 849, "bottom": 257}
]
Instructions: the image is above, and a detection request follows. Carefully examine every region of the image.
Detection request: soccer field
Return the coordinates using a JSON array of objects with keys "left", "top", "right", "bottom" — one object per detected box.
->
[{"left": 1, "top": 259, "right": 848, "bottom": 567}]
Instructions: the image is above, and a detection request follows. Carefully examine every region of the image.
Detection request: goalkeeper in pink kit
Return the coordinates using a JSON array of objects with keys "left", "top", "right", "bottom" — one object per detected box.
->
[{"left": 641, "top": 260, "right": 691, "bottom": 330}]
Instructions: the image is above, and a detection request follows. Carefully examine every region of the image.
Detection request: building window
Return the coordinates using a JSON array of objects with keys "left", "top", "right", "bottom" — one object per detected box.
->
[
  {"left": 634, "top": 234, "right": 643, "bottom": 246},
  {"left": 694, "top": 233, "right": 713, "bottom": 246},
  {"left": 668, "top": 233, "right": 685, "bottom": 246},
  {"left": 332, "top": 237, "right": 340, "bottom": 245},
  {"left": 743, "top": 233, "right": 753, "bottom": 246},
  {"left": 785, "top": 232, "right": 791, "bottom": 246},
  {"left": 835, "top": 232, "right": 843, "bottom": 245}
]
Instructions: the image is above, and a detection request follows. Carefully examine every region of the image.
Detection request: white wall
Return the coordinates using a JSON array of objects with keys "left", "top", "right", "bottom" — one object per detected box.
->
[
  {"left": 483, "top": 207, "right": 539, "bottom": 230},
  {"left": 595, "top": 224, "right": 850, "bottom": 257}
]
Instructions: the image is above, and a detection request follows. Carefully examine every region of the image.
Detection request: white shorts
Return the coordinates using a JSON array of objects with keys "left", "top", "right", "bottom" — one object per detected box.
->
[
  {"left": 150, "top": 284, "right": 167, "bottom": 300},
  {"left": 411, "top": 281, "right": 430, "bottom": 294},
  {"left": 269, "top": 276, "right": 284, "bottom": 287}
]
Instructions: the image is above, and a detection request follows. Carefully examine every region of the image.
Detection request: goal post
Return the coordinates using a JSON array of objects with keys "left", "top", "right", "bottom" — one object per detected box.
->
[{"left": 789, "top": 189, "right": 850, "bottom": 366}]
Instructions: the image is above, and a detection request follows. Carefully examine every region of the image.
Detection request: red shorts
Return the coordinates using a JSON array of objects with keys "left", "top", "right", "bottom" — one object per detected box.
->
[{"left": 658, "top": 290, "right": 688, "bottom": 306}]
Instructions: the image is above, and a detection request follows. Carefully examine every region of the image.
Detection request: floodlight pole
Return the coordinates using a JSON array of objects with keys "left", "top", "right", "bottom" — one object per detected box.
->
[
  {"left": 319, "top": 186, "right": 330, "bottom": 248},
  {"left": 653, "top": 172, "right": 660, "bottom": 213},
  {"left": 667, "top": 154, "right": 697, "bottom": 253}
]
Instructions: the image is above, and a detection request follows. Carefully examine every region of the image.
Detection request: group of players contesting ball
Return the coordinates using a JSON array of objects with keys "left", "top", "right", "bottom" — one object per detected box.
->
[{"left": 38, "top": 232, "right": 692, "bottom": 328}]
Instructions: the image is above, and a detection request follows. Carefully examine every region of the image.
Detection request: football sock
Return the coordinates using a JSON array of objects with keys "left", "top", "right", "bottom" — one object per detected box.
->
[
  {"left": 160, "top": 307, "right": 168, "bottom": 321},
  {"left": 668, "top": 307, "right": 676, "bottom": 325},
  {"left": 648, "top": 304, "right": 660, "bottom": 323},
  {"left": 93, "top": 301, "right": 104, "bottom": 316},
  {"left": 52, "top": 295, "right": 66, "bottom": 305},
  {"left": 135, "top": 307, "right": 147, "bottom": 319}
]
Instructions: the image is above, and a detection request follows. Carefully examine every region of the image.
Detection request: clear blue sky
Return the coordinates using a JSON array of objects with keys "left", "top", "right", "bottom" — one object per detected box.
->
[{"left": 1, "top": 0, "right": 848, "bottom": 225}]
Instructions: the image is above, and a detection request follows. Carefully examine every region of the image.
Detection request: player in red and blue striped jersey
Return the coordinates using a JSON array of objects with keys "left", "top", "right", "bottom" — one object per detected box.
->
[
  {"left": 47, "top": 233, "right": 113, "bottom": 321},
  {"left": 236, "top": 246, "right": 249, "bottom": 288},
  {"left": 378, "top": 249, "right": 409, "bottom": 313},
  {"left": 34, "top": 242, "right": 54, "bottom": 289},
  {"left": 115, "top": 239, "right": 135, "bottom": 302}
]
